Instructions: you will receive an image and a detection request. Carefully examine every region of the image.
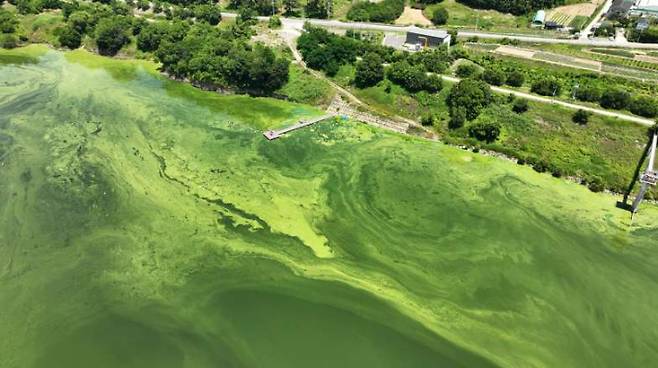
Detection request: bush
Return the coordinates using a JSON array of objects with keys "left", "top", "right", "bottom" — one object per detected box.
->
[
  {"left": 431, "top": 7, "right": 448, "bottom": 25},
  {"left": 505, "top": 70, "right": 524, "bottom": 87},
  {"left": 573, "top": 84, "right": 602, "bottom": 102},
  {"left": 0, "top": 33, "right": 18, "bottom": 48},
  {"left": 468, "top": 121, "right": 501, "bottom": 143},
  {"left": 629, "top": 96, "right": 657, "bottom": 118},
  {"left": 600, "top": 89, "right": 631, "bottom": 110},
  {"left": 57, "top": 25, "right": 82, "bottom": 49},
  {"left": 420, "top": 112, "right": 435, "bottom": 126},
  {"left": 587, "top": 176, "right": 605, "bottom": 192},
  {"left": 512, "top": 98, "right": 529, "bottom": 113},
  {"left": 531, "top": 78, "right": 561, "bottom": 96},
  {"left": 0, "top": 9, "right": 18, "bottom": 34},
  {"left": 268, "top": 15, "right": 282, "bottom": 28},
  {"left": 572, "top": 109, "right": 590, "bottom": 125},
  {"left": 482, "top": 68, "right": 506, "bottom": 86},
  {"left": 455, "top": 63, "right": 478, "bottom": 78},
  {"left": 354, "top": 53, "right": 384, "bottom": 88}
]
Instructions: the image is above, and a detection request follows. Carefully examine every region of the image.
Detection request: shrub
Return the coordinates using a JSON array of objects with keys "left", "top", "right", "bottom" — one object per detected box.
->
[
  {"left": 432, "top": 7, "right": 448, "bottom": 25},
  {"left": 268, "top": 15, "right": 282, "bottom": 28},
  {"left": 0, "top": 9, "right": 18, "bottom": 34},
  {"left": 531, "top": 78, "right": 561, "bottom": 96},
  {"left": 0, "top": 33, "right": 18, "bottom": 48},
  {"left": 482, "top": 68, "right": 506, "bottom": 86},
  {"left": 572, "top": 109, "right": 590, "bottom": 125},
  {"left": 512, "top": 98, "right": 529, "bottom": 113},
  {"left": 573, "top": 84, "right": 602, "bottom": 102},
  {"left": 505, "top": 70, "right": 524, "bottom": 87},
  {"left": 420, "top": 112, "right": 435, "bottom": 126},
  {"left": 629, "top": 96, "right": 658, "bottom": 118},
  {"left": 587, "top": 176, "right": 605, "bottom": 192},
  {"left": 57, "top": 25, "right": 82, "bottom": 49},
  {"left": 600, "top": 89, "right": 631, "bottom": 110},
  {"left": 455, "top": 63, "right": 478, "bottom": 78},
  {"left": 468, "top": 121, "right": 501, "bottom": 143}
]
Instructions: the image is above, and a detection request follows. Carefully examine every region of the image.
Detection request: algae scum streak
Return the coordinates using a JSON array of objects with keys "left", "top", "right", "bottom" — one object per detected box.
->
[{"left": 1, "top": 47, "right": 658, "bottom": 368}]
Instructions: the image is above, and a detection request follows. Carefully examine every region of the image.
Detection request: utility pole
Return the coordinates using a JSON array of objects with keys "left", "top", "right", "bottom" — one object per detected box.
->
[{"left": 631, "top": 131, "right": 658, "bottom": 216}]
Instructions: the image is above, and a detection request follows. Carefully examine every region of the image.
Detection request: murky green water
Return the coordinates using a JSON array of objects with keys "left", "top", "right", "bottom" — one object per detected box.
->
[{"left": 1, "top": 46, "right": 657, "bottom": 368}]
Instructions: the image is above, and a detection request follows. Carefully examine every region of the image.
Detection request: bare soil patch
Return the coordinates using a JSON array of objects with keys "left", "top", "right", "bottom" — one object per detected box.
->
[{"left": 395, "top": 7, "right": 432, "bottom": 26}]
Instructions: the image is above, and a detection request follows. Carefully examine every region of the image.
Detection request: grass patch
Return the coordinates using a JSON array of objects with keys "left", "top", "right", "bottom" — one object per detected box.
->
[
  {"left": 277, "top": 65, "right": 334, "bottom": 106},
  {"left": 440, "top": 100, "right": 650, "bottom": 193},
  {"left": 569, "top": 15, "right": 589, "bottom": 30},
  {"left": 422, "top": 0, "right": 538, "bottom": 34},
  {"left": 18, "top": 11, "right": 64, "bottom": 45},
  {"left": 590, "top": 48, "right": 636, "bottom": 58}
]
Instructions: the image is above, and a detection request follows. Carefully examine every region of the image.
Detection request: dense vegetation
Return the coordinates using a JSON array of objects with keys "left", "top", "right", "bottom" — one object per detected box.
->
[
  {"left": 347, "top": 0, "right": 404, "bottom": 23},
  {"left": 469, "top": 52, "right": 658, "bottom": 118},
  {"left": 455, "top": 0, "right": 565, "bottom": 15},
  {"left": 0, "top": 0, "right": 289, "bottom": 95}
]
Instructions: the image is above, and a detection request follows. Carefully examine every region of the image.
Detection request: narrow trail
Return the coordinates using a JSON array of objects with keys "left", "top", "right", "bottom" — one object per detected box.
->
[
  {"left": 279, "top": 29, "right": 437, "bottom": 137},
  {"left": 440, "top": 75, "right": 655, "bottom": 126}
]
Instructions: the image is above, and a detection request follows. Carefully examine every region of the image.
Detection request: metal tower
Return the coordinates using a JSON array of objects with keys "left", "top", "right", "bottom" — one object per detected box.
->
[{"left": 631, "top": 131, "right": 658, "bottom": 215}]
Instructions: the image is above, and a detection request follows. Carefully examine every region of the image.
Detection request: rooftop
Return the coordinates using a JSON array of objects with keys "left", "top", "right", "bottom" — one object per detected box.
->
[{"left": 407, "top": 26, "right": 449, "bottom": 39}]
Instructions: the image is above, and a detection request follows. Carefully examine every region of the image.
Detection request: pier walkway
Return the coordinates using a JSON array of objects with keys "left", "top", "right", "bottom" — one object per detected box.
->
[{"left": 263, "top": 114, "right": 334, "bottom": 140}]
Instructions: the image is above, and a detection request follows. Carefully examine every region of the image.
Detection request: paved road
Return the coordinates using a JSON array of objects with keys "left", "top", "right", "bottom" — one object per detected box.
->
[
  {"left": 440, "top": 76, "right": 654, "bottom": 126},
  {"left": 223, "top": 12, "right": 658, "bottom": 49},
  {"left": 579, "top": 0, "right": 612, "bottom": 41}
]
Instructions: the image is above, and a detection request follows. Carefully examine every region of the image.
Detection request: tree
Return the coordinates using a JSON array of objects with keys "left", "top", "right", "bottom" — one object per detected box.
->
[
  {"left": 572, "top": 109, "right": 590, "bottom": 125},
  {"left": 446, "top": 78, "right": 492, "bottom": 123},
  {"left": 305, "top": 0, "right": 328, "bottom": 18},
  {"left": 194, "top": 4, "right": 222, "bottom": 25},
  {"left": 468, "top": 121, "right": 501, "bottom": 143},
  {"left": 95, "top": 16, "right": 130, "bottom": 56},
  {"left": 57, "top": 25, "right": 82, "bottom": 49},
  {"left": 431, "top": 7, "right": 448, "bottom": 25},
  {"left": 448, "top": 29, "right": 457, "bottom": 45},
  {"left": 387, "top": 61, "right": 429, "bottom": 92},
  {"left": 0, "top": 9, "right": 18, "bottom": 34},
  {"left": 531, "top": 78, "right": 561, "bottom": 96},
  {"left": 600, "top": 89, "right": 630, "bottom": 110},
  {"left": 482, "top": 67, "right": 506, "bottom": 86},
  {"left": 505, "top": 70, "right": 524, "bottom": 87},
  {"left": 455, "top": 63, "right": 478, "bottom": 78},
  {"left": 283, "top": 0, "right": 299, "bottom": 15},
  {"left": 512, "top": 98, "right": 528, "bottom": 113},
  {"left": 67, "top": 11, "right": 93, "bottom": 34},
  {"left": 629, "top": 96, "right": 657, "bottom": 118},
  {"left": 354, "top": 53, "right": 384, "bottom": 88}
]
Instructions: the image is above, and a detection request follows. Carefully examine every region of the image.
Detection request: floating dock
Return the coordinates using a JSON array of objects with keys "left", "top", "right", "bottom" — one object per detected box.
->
[{"left": 263, "top": 114, "right": 334, "bottom": 140}]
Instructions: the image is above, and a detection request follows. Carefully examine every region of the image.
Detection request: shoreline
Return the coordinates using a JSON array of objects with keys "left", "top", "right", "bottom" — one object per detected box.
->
[{"left": 4, "top": 42, "right": 655, "bottom": 207}]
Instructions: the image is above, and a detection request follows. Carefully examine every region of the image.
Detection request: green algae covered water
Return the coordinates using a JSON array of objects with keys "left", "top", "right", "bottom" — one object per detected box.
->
[{"left": 1, "top": 46, "right": 658, "bottom": 368}]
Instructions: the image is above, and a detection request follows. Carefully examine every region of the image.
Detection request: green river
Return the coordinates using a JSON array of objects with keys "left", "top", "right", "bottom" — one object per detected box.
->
[{"left": 1, "top": 45, "right": 657, "bottom": 368}]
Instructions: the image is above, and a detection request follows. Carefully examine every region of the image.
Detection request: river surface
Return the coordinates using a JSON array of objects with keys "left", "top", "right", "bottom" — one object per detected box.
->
[{"left": 1, "top": 46, "right": 657, "bottom": 368}]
